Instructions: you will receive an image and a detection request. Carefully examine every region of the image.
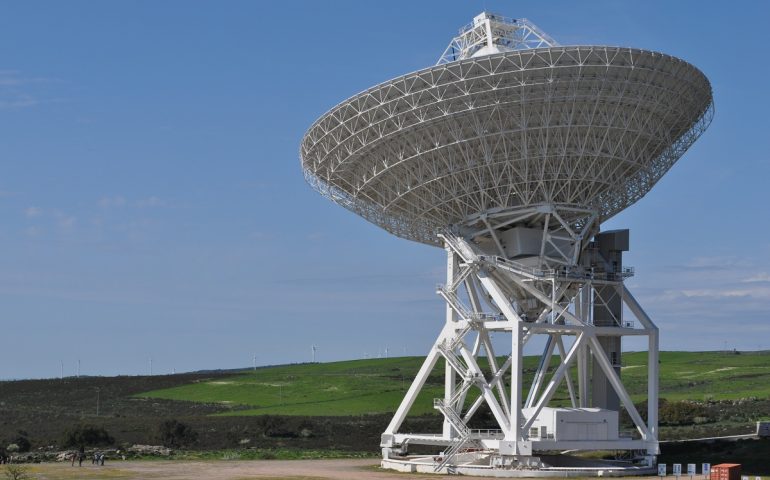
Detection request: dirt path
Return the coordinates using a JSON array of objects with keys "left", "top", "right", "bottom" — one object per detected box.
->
[{"left": 24, "top": 458, "right": 438, "bottom": 480}]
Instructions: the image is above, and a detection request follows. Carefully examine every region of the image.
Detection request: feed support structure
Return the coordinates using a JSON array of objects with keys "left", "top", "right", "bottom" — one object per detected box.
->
[{"left": 300, "top": 12, "right": 713, "bottom": 476}]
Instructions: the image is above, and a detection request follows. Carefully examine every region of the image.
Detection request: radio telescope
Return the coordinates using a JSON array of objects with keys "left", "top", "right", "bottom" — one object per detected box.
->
[{"left": 301, "top": 12, "right": 712, "bottom": 476}]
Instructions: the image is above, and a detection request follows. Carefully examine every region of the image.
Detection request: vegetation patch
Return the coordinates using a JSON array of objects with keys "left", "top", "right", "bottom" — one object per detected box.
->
[
  {"left": 141, "top": 351, "right": 770, "bottom": 416},
  {"left": 0, "top": 352, "right": 768, "bottom": 456}
]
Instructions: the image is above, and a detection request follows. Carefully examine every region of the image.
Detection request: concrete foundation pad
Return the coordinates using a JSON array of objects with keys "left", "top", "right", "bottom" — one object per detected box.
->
[{"left": 382, "top": 453, "right": 656, "bottom": 477}]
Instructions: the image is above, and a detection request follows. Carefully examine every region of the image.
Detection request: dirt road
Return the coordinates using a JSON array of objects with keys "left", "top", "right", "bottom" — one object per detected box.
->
[{"left": 24, "top": 458, "right": 437, "bottom": 480}]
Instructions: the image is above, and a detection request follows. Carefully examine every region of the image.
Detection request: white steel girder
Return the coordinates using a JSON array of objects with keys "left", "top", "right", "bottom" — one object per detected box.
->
[{"left": 381, "top": 227, "right": 660, "bottom": 466}]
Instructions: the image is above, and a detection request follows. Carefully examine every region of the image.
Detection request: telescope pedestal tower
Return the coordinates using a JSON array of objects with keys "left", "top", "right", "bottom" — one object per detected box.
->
[{"left": 379, "top": 205, "right": 660, "bottom": 474}]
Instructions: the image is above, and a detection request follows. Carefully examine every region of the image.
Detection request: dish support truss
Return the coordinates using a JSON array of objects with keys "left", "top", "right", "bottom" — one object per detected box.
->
[
  {"left": 380, "top": 205, "right": 659, "bottom": 472},
  {"left": 438, "top": 12, "right": 558, "bottom": 64}
]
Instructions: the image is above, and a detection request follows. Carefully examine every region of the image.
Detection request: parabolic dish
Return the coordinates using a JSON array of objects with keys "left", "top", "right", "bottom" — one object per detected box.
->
[{"left": 300, "top": 46, "right": 713, "bottom": 246}]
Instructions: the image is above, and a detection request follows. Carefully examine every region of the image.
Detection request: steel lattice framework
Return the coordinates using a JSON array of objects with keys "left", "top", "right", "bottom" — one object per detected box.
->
[
  {"left": 301, "top": 46, "right": 713, "bottom": 246},
  {"left": 300, "top": 12, "right": 713, "bottom": 476}
]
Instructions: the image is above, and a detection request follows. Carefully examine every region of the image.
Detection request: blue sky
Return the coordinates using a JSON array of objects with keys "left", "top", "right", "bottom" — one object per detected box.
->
[{"left": 0, "top": 1, "right": 768, "bottom": 379}]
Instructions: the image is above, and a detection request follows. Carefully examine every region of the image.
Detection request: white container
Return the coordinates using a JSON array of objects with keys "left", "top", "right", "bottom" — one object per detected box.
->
[{"left": 522, "top": 407, "right": 619, "bottom": 441}]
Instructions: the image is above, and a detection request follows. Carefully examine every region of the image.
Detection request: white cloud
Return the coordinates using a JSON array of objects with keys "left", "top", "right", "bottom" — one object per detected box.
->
[
  {"left": 628, "top": 252, "right": 770, "bottom": 339},
  {"left": 0, "top": 70, "right": 60, "bottom": 110},
  {"left": 668, "top": 255, "right": 751, "bottom": 272},
  {"left": 677, "top": 288, "right": 761, "bottom": 299},
  {"left": 98, "top": 196, "right": 127, "bottom": 208},
  {"left": 98, "top": 196, "right": 167, "bottom": 209},
  {"left": 742, "top": 273, "right": 770, "bottom": 283},
  {"left": 0, "top": 70, "right": 23, "bottom": 87},
  {"left": 0, "top": 71, "right": 40, "bottom": 109},
  {"left": 24, "top": 206, "right": 42, "bottom": 218},
  {"left": 0, "top": 94, "right": 39, "bottom": 109},
  {"left": 24, "top": 226, "right": 42, "bottom": 237},
  {"left": 135, "top": 196, "right": 166, "bottom": 208},
  {"left": 55, "top": 213, "right": 76, "bottom": 230}
]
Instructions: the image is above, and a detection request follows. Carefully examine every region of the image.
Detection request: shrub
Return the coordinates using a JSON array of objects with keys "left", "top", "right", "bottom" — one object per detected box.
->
[
  {"left": 10, "top": 436, "right": 30, "bottom": 454},
  {"left": 3, "top": 465, "right": 31, "bottom": 480},
  {"left": 255, "top": 415, "right": 290, "bottom": 437},
  {"left": 297, "top": 420, "right": 314, "bottom": 438},
  {"left": 156, "top": 420, "right": 197, "bottom": 448},
  {"left": 257, "top": 450, "right": 277, "bottom": 460},
  {"left": 619, "top": 399, "right": 712, "bottom": 427},
  {"left": 659, "top": 400, "right": 709, "bottom": 426},
  {"left": 62, "top": 425, "right": 114, "bottom": 448}
]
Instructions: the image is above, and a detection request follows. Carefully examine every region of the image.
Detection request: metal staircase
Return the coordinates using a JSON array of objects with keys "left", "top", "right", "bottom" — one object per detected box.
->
[
  {"left": 433, "top": 398, "right": 479, "bottom": 472},
  {"left": 436, "top": 342, "right": 469, "bottom": 381}
]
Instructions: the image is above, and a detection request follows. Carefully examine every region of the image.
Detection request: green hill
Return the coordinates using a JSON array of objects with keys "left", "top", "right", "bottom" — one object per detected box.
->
[
  {"left": 143, "top": 357, "right": 440, "bottom": 416},
  {"left": 0, "top": 350, "right": 767, "bottom": 457},
  {"left": 140, "top": 350, "right": 770, "bottom": 416}
]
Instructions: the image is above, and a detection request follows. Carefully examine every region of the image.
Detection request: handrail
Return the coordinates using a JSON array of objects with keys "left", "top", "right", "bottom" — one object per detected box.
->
[
  {"left": 479, "top": 254, "right": 634, "bottom": 283},
  {"left": 470, "top": 428, "right": 504, "bottom": 437}
]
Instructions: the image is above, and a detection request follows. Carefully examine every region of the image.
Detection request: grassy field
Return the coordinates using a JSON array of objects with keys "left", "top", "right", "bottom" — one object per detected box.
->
[
  {"left": 2, "top": 351, "right": 767, "bottom": 453},
  {"left": 140, "top": 351, "right": 770, "bottom": 417},
  {"left": 623, "top": 350, "right": 770, "bottom": 401},
  {"left": 143, "top": 357, "right": 443, "bottom": 416}
]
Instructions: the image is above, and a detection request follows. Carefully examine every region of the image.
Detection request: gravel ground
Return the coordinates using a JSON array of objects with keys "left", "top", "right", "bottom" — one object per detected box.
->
[
  {"left": 10, "top": 460, "right": 721, "bottom": 479},
  {"left": 21, "top": 459, "right": 437, "bottom": 480}
]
